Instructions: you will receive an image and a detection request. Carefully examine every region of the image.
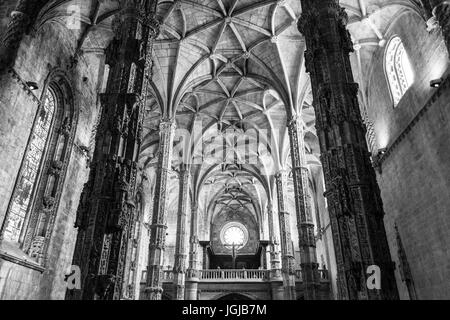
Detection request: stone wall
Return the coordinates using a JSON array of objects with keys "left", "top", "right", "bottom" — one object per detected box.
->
[
  {"left": 211, "top": 209, "right": 259, "bottom": 256},
  {"left": 364, "top": 12, "right": 450, "bottom": 299},
  {"left": 0, "top": 22, "right": 102, "bottom": 300}
]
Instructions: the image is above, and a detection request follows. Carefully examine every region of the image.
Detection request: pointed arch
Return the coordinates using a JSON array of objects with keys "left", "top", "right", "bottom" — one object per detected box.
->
[
  {"left": 1, "top": 68, "right": 78, "bottom": 266},
  {"left": 384, "top": 36, "right": 414, "bottom": 107}
]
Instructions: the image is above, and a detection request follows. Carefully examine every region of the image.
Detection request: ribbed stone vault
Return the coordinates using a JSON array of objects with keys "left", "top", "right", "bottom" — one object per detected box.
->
[{"left": 30, "top": 0, "right": 427, "bottom": 233}]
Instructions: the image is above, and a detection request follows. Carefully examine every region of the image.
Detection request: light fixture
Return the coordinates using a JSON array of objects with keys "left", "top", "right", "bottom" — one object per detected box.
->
[
  {"left": 377, "top": 148, "right": 387, "bottom": 157},
  {"left": 430, "top": 78, "right": 443, "bottom": 88},
  {"left": 371, "top": 148, "right": 387, "bottom": 174},
  {"left": 26, "top": 81, "right": 39, "bottom": 90}
]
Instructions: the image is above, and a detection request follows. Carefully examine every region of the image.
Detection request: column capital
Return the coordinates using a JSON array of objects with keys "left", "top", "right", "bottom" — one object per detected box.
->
[
  {"left": 279, "top": 211, "right": 290, "bottom": 216},
  {"left": 142, "top": 15, "right": 161, "bottom": 39},
  {"left": 199, "top": 240, "right": 211, "bottom": 247},
  {"left": 177, "top": 163, "right": 191, "bottom": 177},
  {"left": 259, "top": 240, "right": 270, "bottom": 248},
  {"left": 275, "top": 169, "right": 289, "bottom": 179},
  {"left": 159, "top": 118, "right": 176, "bottom": 132},
  {"left": 287, "top": 114, "right": 301, "bottom": 127},
  {"left": 287, "top": 115, "right": 307, "bottom": 133}
]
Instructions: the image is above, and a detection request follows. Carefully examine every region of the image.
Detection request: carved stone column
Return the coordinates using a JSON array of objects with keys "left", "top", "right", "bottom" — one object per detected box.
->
[
  {"left": 260, "top": 240, "right": 269, "bottom": 269},
  {"left": 298, "top": 0, "right": 399, "bottom": 300},
  {"left": 199, "top": 240, "right": 211, "bottom": 269},
  {"left": 267, "top": 204, "right": 281, "bottom": 274},
  {"left": 430, "top": 0, "right": 450, "bottom": 52},
  {"left": 145, "top": 119, "right": 176, "bottom": 300},
  {"left": 275, "top": 170, "right": 296, "bottom": 300},
  {"left": 0, "top": 0, "right": 47, "bottom": 73},
  {"left": 67, "top": 1, "right": 158, "bottom": 300},
  {"left": 173, "top": 165, "right": 190, "bottom": 300},
  {"left": 288, "top": 116, "right": 319, "bottom": 300},
  {"left": 185, "top": 203, "right": 199, "bottom": 300}
]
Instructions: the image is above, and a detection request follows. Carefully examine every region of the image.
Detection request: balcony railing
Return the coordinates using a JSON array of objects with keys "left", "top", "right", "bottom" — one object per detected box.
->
[
  {"left": 200, "top": 269, "right": 269, "bottom": 282},
  {"left": 141, "top": 269, "right": 330, "bottom": 284}
]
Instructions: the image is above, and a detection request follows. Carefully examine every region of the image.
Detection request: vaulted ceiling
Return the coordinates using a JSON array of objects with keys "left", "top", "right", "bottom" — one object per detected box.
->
[{"left": 22, "top": 0, "right": 427, "bottom": 230}]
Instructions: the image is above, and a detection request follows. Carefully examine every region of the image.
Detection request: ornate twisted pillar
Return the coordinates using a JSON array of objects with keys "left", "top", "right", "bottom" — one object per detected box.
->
[
  {"left": 275, "top": 170, "right": 296, "bottom": 300},
  {"left": 430, "top": 0, "right": 450, "bottom": 52},
  {"left": 0, "top": 0, "right": 47, "bottom": 73},
  {"left": 185, "top": 203, "right": 199, "bottom": 300},
  {"left": 66, "top": 1, "right": 159, "bottom": 300},
  {"left": 173, "top": 165, "right": 190, "bottom": 300},
  {"left": 288, "top": 116, "right": 319, "bottom": 300},
  {"left": 298, "top": 0, "right": 399, "bottom": 300},
  {"left": 145, "top": 119, "right": 176, "bottom": 300}
]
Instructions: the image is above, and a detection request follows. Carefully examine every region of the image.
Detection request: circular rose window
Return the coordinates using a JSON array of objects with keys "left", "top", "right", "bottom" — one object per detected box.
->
[{"left": 220, "top": 222, "right": 249, "bottom": 249}]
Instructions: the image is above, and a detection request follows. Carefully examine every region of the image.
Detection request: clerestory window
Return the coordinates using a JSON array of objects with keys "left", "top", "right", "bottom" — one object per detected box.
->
[
  {"left": 385, "top": 36, "right": 414, "bottom": 107},
  {"left": 4, "top": 89, "right": 56, "bottom": 243},
  {"left": 1, "top": 74, "right": 77, "bottom": 266}
]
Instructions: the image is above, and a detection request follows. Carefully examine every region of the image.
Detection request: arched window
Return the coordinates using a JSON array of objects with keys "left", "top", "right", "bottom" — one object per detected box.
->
[
  {"left": 385, "top": 36, "right": 414, "bottom": 107},
  {"left": 4, "top": 89, "right": 56, "bottom": 244},
  {"left": 1, "top": 71, "right": 77, "bottom": 265}
]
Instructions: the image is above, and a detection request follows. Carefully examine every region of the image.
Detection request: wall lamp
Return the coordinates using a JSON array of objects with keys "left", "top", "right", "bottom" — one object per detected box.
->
[
  {"left": 26, "top": 81, "right": 39, "bottom": 90},
  {"left": 372, "top": 148, "right": 388, "bottom": 174},
  {"left": 430, "top": 78, "right": 443, "bottom": 88},
  {"left": 377, "top": 148, "right": 387, "bottom": 156}
]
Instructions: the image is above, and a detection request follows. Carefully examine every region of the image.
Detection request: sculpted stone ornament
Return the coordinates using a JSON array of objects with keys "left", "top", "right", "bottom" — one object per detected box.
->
[
  {"left": 299, "top": 0, "right": 399, "bottom": 300},
  {"left": 29, "top": 236, "right": 45, "bottom": 261},
  {"left": 48, "top": 160, "right": 63, "bottom": 177},
  {"left": 42, "top": 196, "right": 56, "bottom": 210},
  {"left": 60, "top": 117, "right": 72, "bottom": 136},
  {"left": 141, "top": 15, "right": 161, "bottom": 39},
  {"left": 0, "top": 0, "right": 48, "bottom": 73},
  {"left": 67, "top": 0, "right": 158, "bottom": 301},
  {"left": 431, "top": 0, "right": 450, "bottom": 52}
]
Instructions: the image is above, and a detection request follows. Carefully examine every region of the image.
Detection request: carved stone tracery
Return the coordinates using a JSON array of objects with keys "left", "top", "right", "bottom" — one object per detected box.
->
[
  {"left": 298, "top": 0, "right": 399, "bottom": 300},
  {"left": 67, "top": 0, "right": 158, "bottom": 300}
]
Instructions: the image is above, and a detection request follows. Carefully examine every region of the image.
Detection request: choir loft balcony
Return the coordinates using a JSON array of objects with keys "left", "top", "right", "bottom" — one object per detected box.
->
[{"left": 140, "top": 269, "right": 332, "bottom": 300}]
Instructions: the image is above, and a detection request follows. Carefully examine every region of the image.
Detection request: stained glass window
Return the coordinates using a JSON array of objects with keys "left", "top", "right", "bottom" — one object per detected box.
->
[
  {"left": 4, "top": 89, "right": 56, "bottom": 243},
  {"left": 385, "top": 36, "right": 414, "bottom": 107},
  {"left": 223, "top": 226, "right": 245, "bottom": 246}
]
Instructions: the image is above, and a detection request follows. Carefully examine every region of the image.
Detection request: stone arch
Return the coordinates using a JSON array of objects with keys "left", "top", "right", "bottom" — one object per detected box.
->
[
  {"left": 213, "top": 292, "right": 257, "bottom": 300},
  {"left": 1, "top": 67, "right": 78, "bottom": 266}
]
